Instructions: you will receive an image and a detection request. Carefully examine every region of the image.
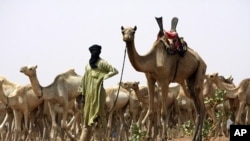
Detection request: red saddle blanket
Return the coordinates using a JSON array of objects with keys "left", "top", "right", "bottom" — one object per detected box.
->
[{"left": 165, "top": 31, "right": 177, "bottom": 39}]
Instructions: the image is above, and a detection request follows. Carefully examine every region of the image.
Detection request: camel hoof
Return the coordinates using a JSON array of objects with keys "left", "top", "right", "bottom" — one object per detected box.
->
[{"left": 145, "top": 136, "right": 151, "bottom": 141}]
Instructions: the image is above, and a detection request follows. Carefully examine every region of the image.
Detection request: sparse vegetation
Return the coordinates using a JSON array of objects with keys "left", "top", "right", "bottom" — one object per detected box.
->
[
  {"left": 182, "top": 89, "right": 227, "bottom": 140},
  {"left": 130, "top": 124, "right": 146, "bottom": 141}
]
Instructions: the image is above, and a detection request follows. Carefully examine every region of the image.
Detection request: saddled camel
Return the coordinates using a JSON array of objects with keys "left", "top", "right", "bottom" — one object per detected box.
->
[
  {"left": 121, "top": 25, "right": 206, "bottom": 141},
  {"left": 20, "top": 65, "right": 82, "bottom": 140}
]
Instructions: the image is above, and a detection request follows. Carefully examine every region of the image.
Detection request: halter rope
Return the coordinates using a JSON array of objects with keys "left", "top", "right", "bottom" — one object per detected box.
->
[{"left": 109, "top": 47, "right": 127, "bottom": 112}]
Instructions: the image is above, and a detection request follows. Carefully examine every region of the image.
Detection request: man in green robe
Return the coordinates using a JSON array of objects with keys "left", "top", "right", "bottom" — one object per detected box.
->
[{"left": 78, "top": 44, "right": 118, "bottom": 141}]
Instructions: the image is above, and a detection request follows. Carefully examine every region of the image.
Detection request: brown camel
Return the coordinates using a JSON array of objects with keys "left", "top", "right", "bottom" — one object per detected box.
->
[
  {"left": 207, "top": 72, "right": 250, "bottom": 125},
  {"left": 20, "top": 65, "right": 82, "bottom": 140},
  {"left": 120, "top": 81, "right": 183, "bottom": 126},
  {"left": 204, "top": 73, "right": 239, "bottom": 138},
  {"left": 120, "top": 81, "right": 180, "bottom": 139},
  {"left": 121, "top": 25, "right": 207, "bottom": 141}
]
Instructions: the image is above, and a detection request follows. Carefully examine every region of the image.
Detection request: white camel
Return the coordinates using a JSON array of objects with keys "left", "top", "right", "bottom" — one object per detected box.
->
[
  {"left": 20, "top": 65, "right": 82, "bottom": 140},
  {"left": 0, "top": 75, "right": 19, "bottom": 140},
  {"left": 0, "top": 78, "right": 44, "bottom": 141},
  {"left": 105, "top": 85, "right": 130, "bottom": 141}
]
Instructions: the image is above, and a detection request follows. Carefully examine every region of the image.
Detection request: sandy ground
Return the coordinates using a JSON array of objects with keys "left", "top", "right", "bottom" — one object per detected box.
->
[{"left": 169, "top": 136, "right": 229, "bottom": 141}]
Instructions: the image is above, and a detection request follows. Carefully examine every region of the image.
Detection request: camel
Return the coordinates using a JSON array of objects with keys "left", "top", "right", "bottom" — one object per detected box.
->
[
  {"left": 20, "top": 65, "right": 82, "bottom": 140},
  {"left": 0, "top": 78, "right": 45, "bottom": 141},
  {"left": 0, "top": 75, "right": 19, "bottom": 140},
  {"left": 204, "top": 73, "right": 238, "bottom": 138},
  {"left": 207, "top": 72, "right": 250, "bottom": 125},
  {"left": 121, "top": 25, "right": 207, "bottom": 141},
  {"left": 119, "top": 81, "right": 154, "bottom": 132},
  {"left": 119, "top": 81, "right": 159, "bottom": 124},
  {"left": 105, "top": 85, "right": 130, "bottom": 141},
  {"left": 117, "top": 82, "right": 143, "bottom": 129},
  {"left": 0, "top": 102, "right": 13, "bottom": 141},
  {"left": 120, "top": 81, "right": 185, "bottom": 139},
  {"left": 177, "top": 88, "right": 196, "bottom": 124}
]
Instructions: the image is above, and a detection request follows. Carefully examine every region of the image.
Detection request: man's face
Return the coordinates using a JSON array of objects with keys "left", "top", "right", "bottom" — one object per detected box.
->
[{"left": 90, "top": 49, "right": 101, "bottom": 56}]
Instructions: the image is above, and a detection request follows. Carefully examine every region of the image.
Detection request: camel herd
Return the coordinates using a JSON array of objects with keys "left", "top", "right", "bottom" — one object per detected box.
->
[{"left": 0, "top": 26, "right": 249, "bottom": 141}]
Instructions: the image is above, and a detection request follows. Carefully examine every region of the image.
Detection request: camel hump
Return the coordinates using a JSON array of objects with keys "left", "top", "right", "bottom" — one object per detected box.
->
[
  {"left": 64, "top": 68, "right": 78, "bottom": 76},
  {"left": 240, "top": 78, "right": 250, "bottom": 91},
  {"left": 53, "top": 69, "right": 78, "bottom": 81}
]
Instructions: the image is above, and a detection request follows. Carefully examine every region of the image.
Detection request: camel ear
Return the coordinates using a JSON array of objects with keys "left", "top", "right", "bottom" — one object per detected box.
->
[
  {"left": 215, "top": 72, "right": 218, "bottom": 76},
  {"left": 136, "top": 81, "right": 140, "bottom": 85},
  {"left": 134, "top": 26, "right": 137, "bottom": 31},
  {"left": 121, "top": 26, "right": 124, "bottom": 30},
  {"left": 34, "top": 65, "right": 38, "bottom": 69}
]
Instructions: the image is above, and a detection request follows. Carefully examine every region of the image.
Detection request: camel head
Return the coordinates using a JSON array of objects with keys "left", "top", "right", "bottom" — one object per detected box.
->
[
  {"left": 20, "top": 65, "right": 38, "bottom": 77},
  {"left": 206, "top": 72, "right": 219, "bottom": 80},
  {"left": 120, "top": 81, "right": 140, "bottom": 91},
  {"left": 121, "top": 26, "right": 137, "bottom": 42},
  {"left": 207, "top": 72, "right": 235, "bottom": 84}
]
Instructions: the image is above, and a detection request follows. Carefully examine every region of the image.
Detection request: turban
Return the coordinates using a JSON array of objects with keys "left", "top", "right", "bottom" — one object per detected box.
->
[
  {"left": 89, "top": 44, "right": 101, "bottom": 68},
  {"left": 89, "top": 44, "right": 102, "bottom": 53}
]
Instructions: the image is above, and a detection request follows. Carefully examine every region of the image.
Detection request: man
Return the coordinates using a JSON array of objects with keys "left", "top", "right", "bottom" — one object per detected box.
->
[{"left": 78, "top": 44, "right": 118, "bottom": 141}]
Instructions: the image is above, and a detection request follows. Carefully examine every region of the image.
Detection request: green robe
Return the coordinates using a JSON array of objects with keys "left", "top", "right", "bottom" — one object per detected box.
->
[{"left": 78, "top": 59, "right": 118, "bottom": 127}]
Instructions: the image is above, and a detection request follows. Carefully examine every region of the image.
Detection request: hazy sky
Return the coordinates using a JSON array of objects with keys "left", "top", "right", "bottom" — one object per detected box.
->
[{"left": 0, "top": 0, "right": 249, "bottom": 88}]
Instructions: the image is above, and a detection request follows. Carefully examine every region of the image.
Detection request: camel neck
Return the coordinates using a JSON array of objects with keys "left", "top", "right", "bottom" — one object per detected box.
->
[{"left": 29, "top": 74, "right": 43, "bottom": 97}]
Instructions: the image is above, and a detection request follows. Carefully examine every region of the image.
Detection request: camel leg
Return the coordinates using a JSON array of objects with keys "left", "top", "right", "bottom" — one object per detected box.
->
[
  {"left": 187, "top": 81, "right": 206, "bottom": 141},
  {"left": 0, "top": 111, "right": 9, "bottom": 139},
  {"left": 61, "top": 103, "right": 69, "bottom": 130},
  {"left": 236, "top": 101, "right": 246, "bottom": 124},
  {"left": 107, "top": 110, "right": 113, "bottom": 140},
  {"left": 143, "top": 75, "right": 156, "bottom": 140},
  {"left": 80, "top": 126, "right": 92, "bottom": 141},
  {"left": 156, "top": 106, "right": 161, "bottom": 138},
  {"left": 48, "top": 102, "right": 57, "bottom": 140},
  {"left": 13, "top": 110, "right": 24, "bottom": 141},
  {"left": 23, "top": 111, "right": 29, "bottom": 132},
  {"left": 245, "top": 106, "right": 250, "bottom": 124},
  {"left": 159, "top": 82, "right": 170, "bottom": 141}
]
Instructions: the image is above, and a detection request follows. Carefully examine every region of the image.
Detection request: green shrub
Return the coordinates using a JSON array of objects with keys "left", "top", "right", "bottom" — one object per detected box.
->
[{"left": 130, "top": 124, "right": 146, "bottom": 141}]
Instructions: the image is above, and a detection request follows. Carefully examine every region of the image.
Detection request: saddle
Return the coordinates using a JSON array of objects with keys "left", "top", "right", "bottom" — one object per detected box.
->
[
  {"left": 158, "top": 31, "right": 188, "bottom": 57},
  {"left": 155, "top": 17, "right": 187, "bottom": 57}
]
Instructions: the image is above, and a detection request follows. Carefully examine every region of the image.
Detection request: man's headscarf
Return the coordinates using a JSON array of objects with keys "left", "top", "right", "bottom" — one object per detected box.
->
[{"left": 89, "top": 44, "right": 102, "bottom": 68}]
